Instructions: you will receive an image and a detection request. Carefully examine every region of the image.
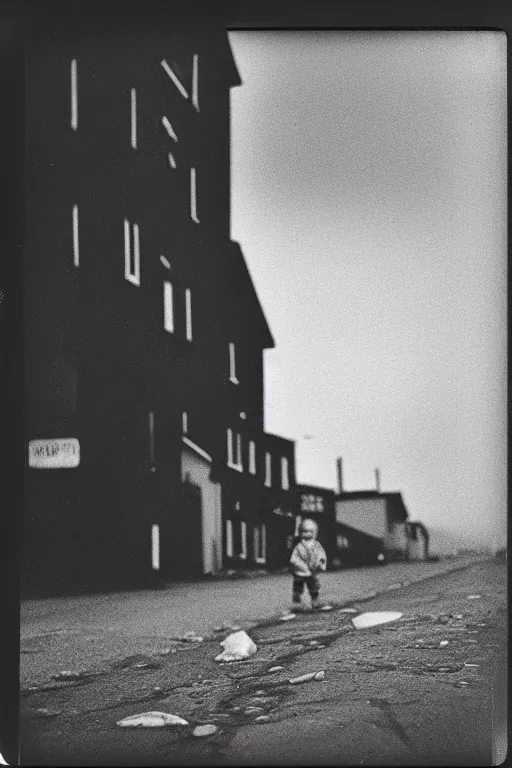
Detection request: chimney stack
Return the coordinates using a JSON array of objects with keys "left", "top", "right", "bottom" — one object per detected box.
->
[
  {"left": 336, "top": 457, "right": 344, "bottom": 495},
  {"left": 375, "top": 468, "right": 381, "bottom": 493}
]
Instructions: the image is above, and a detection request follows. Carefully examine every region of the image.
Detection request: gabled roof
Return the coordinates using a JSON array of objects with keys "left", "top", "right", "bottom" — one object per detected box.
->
[
  {"left": 222, "top": 31, "right": 242, "bottom": 87},
  {"left": 264, "top": 430, "right": 295, "bottom": 446},
  {"left": 407, "top": 521, "right": 429, "bottom": 541},
  {"left": 335, "top": 490, "right": 380, "bottom": 500},
  {"left": 227, "top": 241, "right": 275, "bottom": 349},
  {"left": 381, "top": 492, "right": 409, "bottom": 521},
  {"left": 297, "top": 483, "right": 336, "bottom": 496}
]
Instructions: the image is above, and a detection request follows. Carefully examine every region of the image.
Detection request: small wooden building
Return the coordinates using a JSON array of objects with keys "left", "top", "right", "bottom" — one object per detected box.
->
[
  {"left": 332, "top": 521, "right": 386, "bottom": 568},
  {"left": 335, "top": 490, "right": 410, "bottom": 562},
  {"left": 406, "top": 521, "right": 429, "bottom": 561}
]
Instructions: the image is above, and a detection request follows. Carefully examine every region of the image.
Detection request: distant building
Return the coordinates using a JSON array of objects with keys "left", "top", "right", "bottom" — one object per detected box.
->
[
  {"left": 334, "top": 490, "right": 409, "bottom": 562},
  {"left": 23, "top": 14, "right": 295, "bottom": 595},
  {"left": 218, "top": 430, "right": 296, "bottom": 573},
  {"left": 406, "top": 521, "right": 429, "bottom": 561},
  {"left": 332, "top": 521, "right": 386, "bottom": 568},
  {"left": 295, "top": 484, "right": 336, "bottom": 567}
]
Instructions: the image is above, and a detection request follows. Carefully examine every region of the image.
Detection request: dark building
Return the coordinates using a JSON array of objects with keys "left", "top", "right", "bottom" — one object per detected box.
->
[
  {"left": 332, "top": 522, "right": 386, "bottom": 568},
  {"left": 295, "top": 484, "right": 336, "bottom": 567},
  {"left": 23, "top": 14, "right": 295, "bottom": 596},
  {"left": 406, "top": 521, "right": 429, "bottom": 561},
  {"left": 334, "top": 490, "right": 410, "bottom": 564}
]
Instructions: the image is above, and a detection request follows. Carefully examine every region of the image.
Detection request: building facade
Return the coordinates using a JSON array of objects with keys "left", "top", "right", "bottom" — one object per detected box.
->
[
  {"left": 406, "top": 521, "right": 429, "bottom": 561},
  {"left": 23, "top": 14, "right": 295, "bottom": 596},
  {"left": 334, "top": 490, "right": 410, "bottom": 563},
  {"left": 295, "top": 484, "right": 336, "bottom": 567}
]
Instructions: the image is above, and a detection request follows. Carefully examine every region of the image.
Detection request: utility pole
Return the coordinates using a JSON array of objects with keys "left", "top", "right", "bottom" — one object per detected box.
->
[
  {"left": 336, "top": 457, "right": 343, "bottom": 495},
  {"left": 375, "top": 468, "right": 381, "bottom": 493}
]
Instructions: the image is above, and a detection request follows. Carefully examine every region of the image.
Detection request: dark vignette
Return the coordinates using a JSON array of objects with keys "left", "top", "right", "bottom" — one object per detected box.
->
[{"left": 1, "top": 0, "right": 509, "bottom": 765}]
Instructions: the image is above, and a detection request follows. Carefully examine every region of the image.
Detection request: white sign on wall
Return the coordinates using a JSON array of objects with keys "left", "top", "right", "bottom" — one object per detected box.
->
[{"left": 28, "top": 438, "right": 80, "bottom": 469}]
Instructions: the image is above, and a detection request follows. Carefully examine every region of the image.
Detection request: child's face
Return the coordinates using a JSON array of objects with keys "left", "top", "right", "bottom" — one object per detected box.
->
[{"left": 300, "top": 523, "right": 317, "bottom": 540}]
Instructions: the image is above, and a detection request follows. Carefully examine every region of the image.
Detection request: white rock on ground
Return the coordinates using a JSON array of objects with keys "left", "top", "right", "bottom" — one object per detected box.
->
[
  {"left": 289, "top": 671, "right": 325, "bottom": 684},
  {"left": 351, "top": 611, "right": 403, "bottom": 629},
  {"left": 116, "top": 712, "right": 189, "bottom": 728},
  {"left": 215, "top": 630, "right": 257, "bottom": 662},
  {"left": 193, "top": 724, "right": 218, "bottom": 737}
]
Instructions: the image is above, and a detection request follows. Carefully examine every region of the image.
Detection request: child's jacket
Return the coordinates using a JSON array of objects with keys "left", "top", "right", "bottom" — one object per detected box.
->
[{"left": 290, "top": 540, "right": 327, "bottom": 577}]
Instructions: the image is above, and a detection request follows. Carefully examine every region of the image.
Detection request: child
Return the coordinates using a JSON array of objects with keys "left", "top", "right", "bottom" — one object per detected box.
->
[{"left": 290, "top": 518, "right": 327, "bottom": 609}]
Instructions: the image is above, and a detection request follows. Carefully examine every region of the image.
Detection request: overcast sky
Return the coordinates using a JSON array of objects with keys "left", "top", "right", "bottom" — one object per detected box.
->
[{"left": 228, "top": 31, "right": 507, "bottom": 550}]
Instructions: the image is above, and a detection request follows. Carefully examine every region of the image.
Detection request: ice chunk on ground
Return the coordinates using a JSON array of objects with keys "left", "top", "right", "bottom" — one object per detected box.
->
[
  {"left": 116, "top": 712, "right": 188, "bottom": 727},
  {"left": 215, "top": 630, "right": 257, "bottom": 662},
  {"left": 289, "top": 670, "right": 325, "bottom": 684},
  {"left": 351, "top": 611, "right": 402, "bottom": 629},
  {"left": 193, "top": 724, "right": 218, "bottom": 737}
]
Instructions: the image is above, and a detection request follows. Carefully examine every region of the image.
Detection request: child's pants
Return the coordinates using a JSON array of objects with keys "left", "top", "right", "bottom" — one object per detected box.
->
[{"left": 292, "top": 574, "right": 320, "bottom": 601}]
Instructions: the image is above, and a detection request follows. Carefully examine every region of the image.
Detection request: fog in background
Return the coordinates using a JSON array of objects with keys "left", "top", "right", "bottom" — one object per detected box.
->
[{"left": 229, "top": 31, "right": 507, "bottom": 551}]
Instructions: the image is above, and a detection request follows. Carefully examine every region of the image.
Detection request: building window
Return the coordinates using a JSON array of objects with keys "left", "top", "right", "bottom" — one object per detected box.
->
[
  {"left": 227, "top": 429, "right": 233, "bottom": 466},
  {"left": 70, "top": 59, "right": 78, "bottom": 130},
  {"left": 229, "top": 342, "right": 238, "bottom": 383},
  {"left": 148, "top": 411, "right": 156, "bottom": 471},
  {"left": 161, "top": 58, "right": 189, "bottom": 99},
  {"left": 337, "top": 535, "right": 349, "bottom": 549},
  {"left": 301, "top": 494, "right": 324, "bottom": 512},
  {"left": 124, "top": 219, "right": 140, "bottom": 286},
  {"left": 160, "top": 255, "right": 171, "bottom": 270},
  {"left": 254, "top": 524, "right": 266, "bottom": 564},
  {"left": 192, "top": 53, "right": 199, "bottom": 112},
  {"left": 281, "top": 457, "right": 289, "bottom": 490},
  {"left": 249, "top": 440, "right": 256, "bottom": 475},
  {"left": 227, "top": 429, "right": 243, "bottom": 471},
  {"left": 185, "top": 288, "right": 193, "bottom": 341},
  {"left": 131, "top": 88, "right": 137, "bottom": 149},
  {"left": 240, "top": 521, "right": 247, "bottom": 560},
  {"left": 72, "top": 205, "right": 79, "bottom": 267},
  {"left": 190, "top": 168, "right": 199, "bottom": 224},
  {"left": 182, "top": 411, "right": 188, "bottom": 434},
  {"left": 163, "top": 281, "right": 174, "bottom": 333},
  {"left": 162, "top": 115, "right": 179, "bottom": 143},
  {"left": 264, "top": 452, "right": 272, "bottom": 487},
  {"left": 151, "top": 524, "right": 160, "bottom": 570},
  {"left": 225, "top": 519, "right": 234, "bottom": 558}
]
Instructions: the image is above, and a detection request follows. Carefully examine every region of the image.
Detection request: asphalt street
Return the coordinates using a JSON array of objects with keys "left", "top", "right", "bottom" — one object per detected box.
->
[
  {"left": 21, "top": 555, "right": 485, "bottom": 689},
  {"left": 19, "top": 555, "right": 507, "bottom": 766}
]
